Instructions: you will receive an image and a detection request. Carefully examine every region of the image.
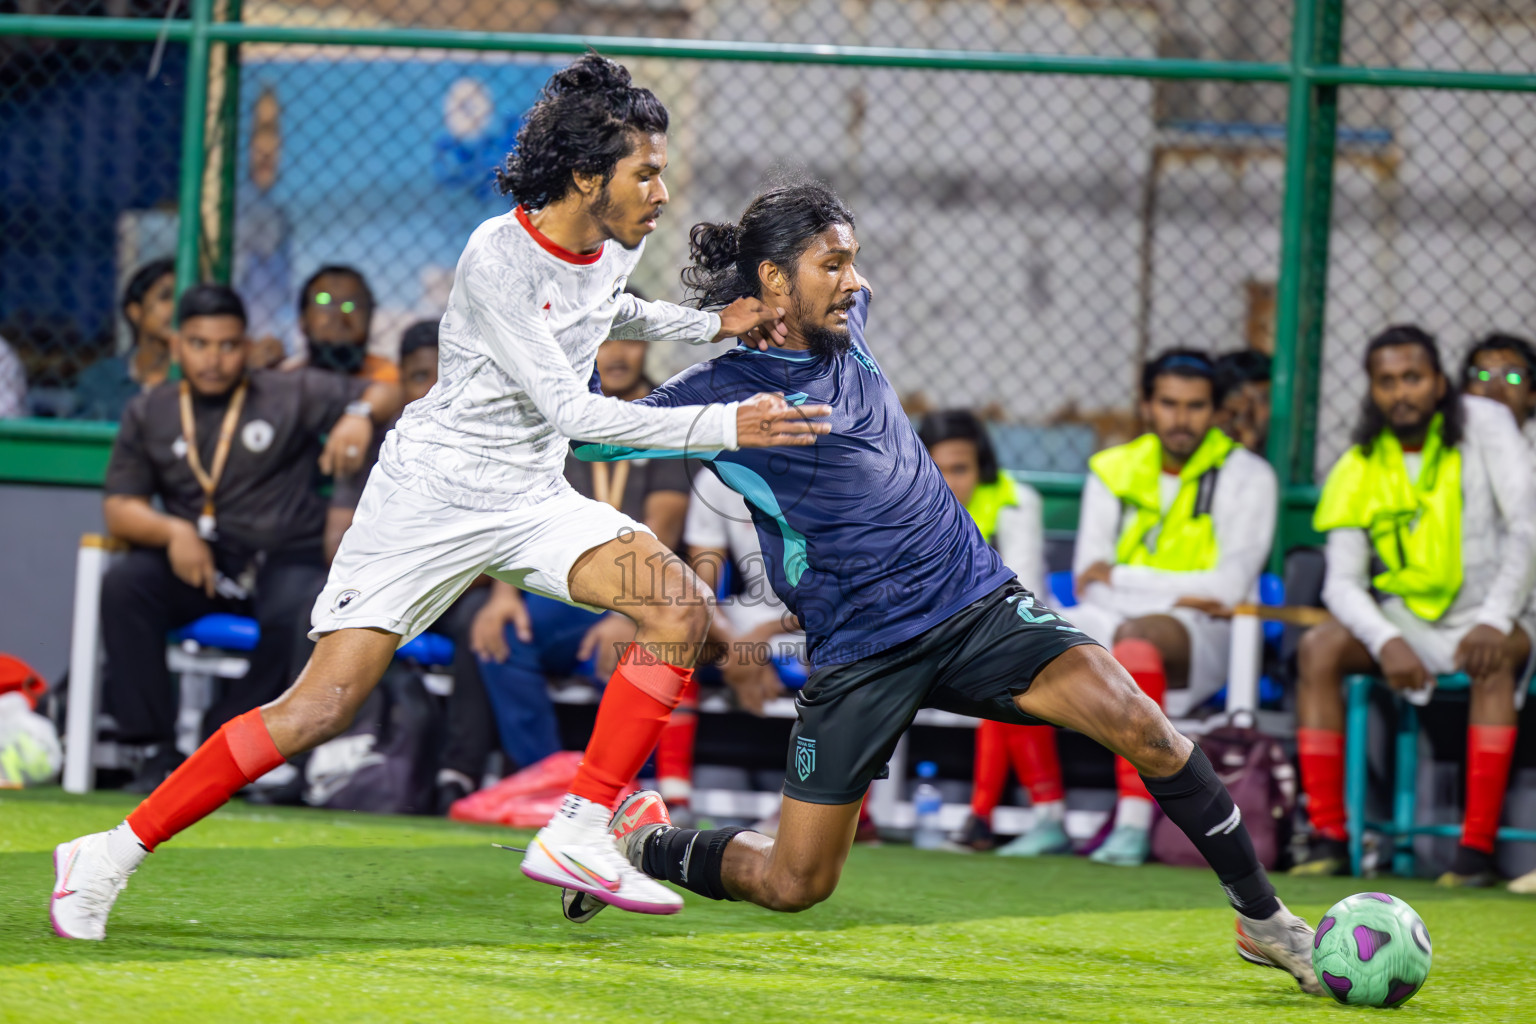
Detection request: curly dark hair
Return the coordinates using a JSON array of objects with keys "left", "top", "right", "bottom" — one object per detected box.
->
[
  {"left": 1353, "top": 323, "right": 1462, "bottom": 453},
  {"left": 495, "top": 53, "right": 669, "bottom": 210},
  {"left": 681, "top": 178, "right": 855, "bottom": 309}
]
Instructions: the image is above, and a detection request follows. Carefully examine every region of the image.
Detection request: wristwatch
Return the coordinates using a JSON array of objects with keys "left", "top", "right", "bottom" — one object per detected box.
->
[{"left": 345, "top": 399, "right": 373, "bottom": 420}]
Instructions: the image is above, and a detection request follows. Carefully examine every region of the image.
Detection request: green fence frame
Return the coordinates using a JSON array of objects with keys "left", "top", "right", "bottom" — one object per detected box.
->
[{"left": 4, "top": 0, "right": 1536, "bottom": 554}]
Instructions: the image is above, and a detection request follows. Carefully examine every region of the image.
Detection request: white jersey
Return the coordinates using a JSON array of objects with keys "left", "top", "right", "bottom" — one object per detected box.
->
[{"left": 380, "top": 206, "right": 737, "bottom": 511}]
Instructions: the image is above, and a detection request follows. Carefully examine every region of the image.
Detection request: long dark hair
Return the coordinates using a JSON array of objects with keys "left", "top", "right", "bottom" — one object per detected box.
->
[
  {"left": 495, "top": 53, "right": 668, "bottom": 211},
  {"left": 917, "top": 409, "right": 1000, "bottom": 484},
  {"left": 681, "top": 179, "right": 855, "bottom": 308},
  {"left": 1353, "top": 324, "right": 1462, "bottom": 453}
]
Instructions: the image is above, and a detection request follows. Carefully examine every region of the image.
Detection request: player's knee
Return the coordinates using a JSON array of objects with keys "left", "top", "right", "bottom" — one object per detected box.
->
[
  {"left": 1297, "top": 622, "right": 1349, "bottom": 682},
  {"left": 642, "top": 590, "right": 712, "bottom": 642},
  {"left": 761, "top": 872, "right": 835, "bottom": 913},
  {"left": 1112, "top": 617, "right": 1156, "bottom": 644}
]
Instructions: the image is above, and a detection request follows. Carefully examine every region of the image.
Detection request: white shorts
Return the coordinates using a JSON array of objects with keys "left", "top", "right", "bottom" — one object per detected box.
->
[
  {"left": 310, "top": 467, "right": 653, "bottom": 645},
  {"left": 1065, "top": 601, "right": 1231, "bottom": 718},
  {"left": 1378, "top": 598, "right": 1536, "bottom": 710}
]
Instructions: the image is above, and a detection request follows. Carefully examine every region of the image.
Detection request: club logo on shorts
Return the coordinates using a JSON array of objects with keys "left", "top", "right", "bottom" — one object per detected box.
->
[
  {"left": 795, "top": 736, "right": 816, "bottom": 781},
  {"left": 332, "top": 589, "right": 361, "bottom": 612}
]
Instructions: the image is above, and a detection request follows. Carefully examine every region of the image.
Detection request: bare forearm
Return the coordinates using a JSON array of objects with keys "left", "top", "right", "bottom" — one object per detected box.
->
[
  {"left": 361, "top": 380, "right": 402, "bottom": 423},
  {"left": 103, "top": 495, "right": 187, "bottom": 548}
]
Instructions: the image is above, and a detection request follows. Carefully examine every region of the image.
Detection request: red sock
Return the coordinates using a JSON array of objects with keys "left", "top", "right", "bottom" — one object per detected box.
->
[
  {"left": 1006, "top": 724, "right": 1064, "bottom": 805},
  {"left": 970, "top": 720, "right": 1011, "bottom": 818},
  {"left": 1112, "top": 639, "right": 1166, "bottom": 801},
  {"left": 126, "top": 708, "right": 284, "bottom": 851},
  {"left": 656, "top": 676, "right": 700, "bottom": 798},
  {"left": 1297, "top": 728, "right": 1348, "bottom": 841},
  {"left": 1463, "top": 724, "right": 1517, "bottom": 854},
  {"left": 570, "top": 643, "right": 691, "bottom": 808}
]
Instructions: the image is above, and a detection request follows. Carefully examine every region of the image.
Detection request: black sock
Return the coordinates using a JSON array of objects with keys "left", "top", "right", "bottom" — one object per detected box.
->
[
  {"left": 640, "top": 826, "right": 748, "bottom": 901},
  {"left": 1142, "top": 745, "right": 1280, "bottom": 920}
]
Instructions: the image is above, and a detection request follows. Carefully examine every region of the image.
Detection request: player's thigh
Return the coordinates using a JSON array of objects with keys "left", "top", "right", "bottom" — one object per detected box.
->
[
  {"left": 751, "top": 796, "right": 863, "bottom": 904},
  {"left": 497, "top": 490, "right": 707, "bottom": 625},
  {"left": 927, "top": 581, "right": 1098, "bottom": 725},
  {"left": 313, "top": 470, "right": 503, "bottom": 643},
  {"left": 262, "top": 626, "right": 400, "bottom": 754},
  {"left": 1012, "top": 644, "right": 1190, "bottom": 774}
]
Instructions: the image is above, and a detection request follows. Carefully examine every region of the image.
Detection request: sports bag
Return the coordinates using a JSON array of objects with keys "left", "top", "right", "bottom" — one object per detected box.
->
[{"left": 1150, "top": 720, "right": 1297, "bottom": 869}]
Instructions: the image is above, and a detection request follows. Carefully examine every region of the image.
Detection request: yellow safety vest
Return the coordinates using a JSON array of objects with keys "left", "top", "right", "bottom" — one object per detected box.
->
[
  {"left": 964, "top": 471, "right": 1020, "bottom": 543},
  {"left": 1088, "top": 429, "right": 1237, "bottom": 572},
  {"left": 1313, "top": 414, "right": 1463, "bottom": 621}
]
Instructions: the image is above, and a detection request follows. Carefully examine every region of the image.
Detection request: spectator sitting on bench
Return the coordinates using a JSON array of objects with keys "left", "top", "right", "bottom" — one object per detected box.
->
[
  {"left": 1214, "top": 350, "right": 1272, "bottom": 455},
  {"left": 99, "top": 283, "right": 393, "bottom": 791},
  {"left": 1064, "top": 349, "right": 1277, "bottom": 866},
  {"left": 75, "top": 259, "right": 176, "bottom": 421},
  {"left": 469, "top": 327, "right": 692, "bottom": 772},
  {"left": 914, "top": 409, "right": 1057, "bottom": 855},
  {"left": 1462, "top": 333, "right": 1536, "bottom": 447},
  {"left": 1295, "top": 325, "right": 1536, "bottom": 887}
]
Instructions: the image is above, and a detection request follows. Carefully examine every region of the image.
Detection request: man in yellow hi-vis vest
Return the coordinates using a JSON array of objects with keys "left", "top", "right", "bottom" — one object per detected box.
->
[
  {"left": 1064, "top": 349, "right": 1277, "bottom": 867},
  {"left": 1295, "top": 325, "right": 1536, "bottom": 886}
]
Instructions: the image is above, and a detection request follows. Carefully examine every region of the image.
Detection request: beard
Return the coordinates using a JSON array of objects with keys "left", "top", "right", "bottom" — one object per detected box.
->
[
  {"left": 591, "top": 184, "right": 648, "bottom": 252},
  {"left": 805, "top": 323, "right": 852, "bottom": 360}
]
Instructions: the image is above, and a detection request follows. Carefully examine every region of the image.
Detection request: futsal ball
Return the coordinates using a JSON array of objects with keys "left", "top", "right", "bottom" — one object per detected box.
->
[{"left": 1311, "top": 892, "right": 1432, "bottom": 1008}]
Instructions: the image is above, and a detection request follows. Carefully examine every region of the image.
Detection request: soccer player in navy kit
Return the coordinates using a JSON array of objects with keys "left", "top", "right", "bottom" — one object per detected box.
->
[{"left": 568, "top": 180, "right": 1324, "bottom": 995}]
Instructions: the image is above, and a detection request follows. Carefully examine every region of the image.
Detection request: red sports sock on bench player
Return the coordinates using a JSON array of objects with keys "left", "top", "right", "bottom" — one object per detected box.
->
[
  {"left": 125, "top": 708, "right": 286, "bottom": 851},
  {"left": 1112, "top": 638, "right": 1166, "bottom": 801},
  {"left": 1463, "top": 723, "right": 1517, "bottom": 854},
  {"left": 569, "top": 642, "right": 693, "bottom": 808}
]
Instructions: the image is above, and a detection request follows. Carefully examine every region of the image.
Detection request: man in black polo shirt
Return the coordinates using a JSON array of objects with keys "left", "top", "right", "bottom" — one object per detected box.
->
[{"left": 100, "top": 284, "right": 394, "bottom": 790}]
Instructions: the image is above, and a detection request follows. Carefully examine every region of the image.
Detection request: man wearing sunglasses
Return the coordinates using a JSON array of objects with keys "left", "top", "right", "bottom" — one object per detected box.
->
[{"left": 1462, "top": 333, "right": 1536, "bottom": 440}]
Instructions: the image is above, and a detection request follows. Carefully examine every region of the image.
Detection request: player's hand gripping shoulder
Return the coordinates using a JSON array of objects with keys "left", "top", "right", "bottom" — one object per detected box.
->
[
  {"left": 713, "top": 297, "right": 788, "bottom": 350},
  {"left": 736, "top": 393, "right": 834, "bottom": 448}
]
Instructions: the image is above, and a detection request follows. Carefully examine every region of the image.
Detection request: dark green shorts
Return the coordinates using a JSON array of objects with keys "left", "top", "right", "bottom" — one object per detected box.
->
[{"left": 783, "top": 580, "right": 1098, "bottom": 805}]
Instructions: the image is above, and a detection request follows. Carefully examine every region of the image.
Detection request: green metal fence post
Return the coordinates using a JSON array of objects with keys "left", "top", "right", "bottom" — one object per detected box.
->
[
  {"left": 1268, "top": 0, "right": 1344, "bottom": 566},
  {"left": 211, "top": 0, "right": 243, "bottom": 284},
  {"left": 173, "top": 0, "right": 216, "bottom": 303}
]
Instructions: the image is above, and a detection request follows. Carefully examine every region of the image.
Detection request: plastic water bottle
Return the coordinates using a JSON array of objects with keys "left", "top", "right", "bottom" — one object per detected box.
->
[{"left": 912, "top": 761, "right": 945, "bottom": 850}]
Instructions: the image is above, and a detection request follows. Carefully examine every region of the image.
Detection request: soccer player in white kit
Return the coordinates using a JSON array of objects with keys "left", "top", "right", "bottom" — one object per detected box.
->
[{"left": 51, "top": 54, "right": 832, "bottom": 939}]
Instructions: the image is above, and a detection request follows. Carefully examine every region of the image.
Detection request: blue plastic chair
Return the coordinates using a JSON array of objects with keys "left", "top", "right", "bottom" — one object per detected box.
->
[
  {"left": 1047, "top": 570, "right": 1077, "bottom": 609},
  {"left": 172, "top": 614, "right": 259, "bottom": 652},
  {"left": 171, "top": 614, "right": 456, "bottom": 667},
  {"left": 1344, "top": 672, "right": 1536, "bottom": 876}
]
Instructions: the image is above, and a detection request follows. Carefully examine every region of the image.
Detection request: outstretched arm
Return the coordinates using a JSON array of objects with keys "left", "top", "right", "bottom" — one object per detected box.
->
[
  {"left": 468, "top": 256, "right": 738, "bottom": 453},
  {"left": 610, "top": 293, "right": 788, "bottom": 350}
]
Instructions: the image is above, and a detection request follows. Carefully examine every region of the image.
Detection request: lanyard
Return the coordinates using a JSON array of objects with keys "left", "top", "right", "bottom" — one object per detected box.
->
[
  {"left": 178, "top": 378, "right": 248, "bottom": 540},
  {"left": 591, "top": 461, "right": 631, "bottom": 511}
]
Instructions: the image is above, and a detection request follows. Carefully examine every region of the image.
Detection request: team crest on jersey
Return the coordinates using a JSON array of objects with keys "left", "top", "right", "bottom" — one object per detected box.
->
[
  {"left": 241, "top": 419, "right": 274, "bottom": 453},
  {"left": 332, "top": 589, "right": 361, "bottom": 612},
  {"left": 795, "top": 736, "right": 816, "bottom": 781}
]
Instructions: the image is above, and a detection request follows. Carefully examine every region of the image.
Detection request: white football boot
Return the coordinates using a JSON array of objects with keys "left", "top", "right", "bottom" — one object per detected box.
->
[
  {"left": 51, "top": 830, "right": 141, "bottom": 940},
  {"left": 562, "top": 789, "right": 676, "bottom": 924},
  {"left": 1234, "top": 899, "right": 1325, "bottom": 996},
  {"left": 521, "top": 794, "right": 681, "bottom": 916}
]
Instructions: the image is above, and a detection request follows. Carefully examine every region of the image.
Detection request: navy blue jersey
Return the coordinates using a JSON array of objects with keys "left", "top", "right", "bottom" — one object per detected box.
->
[{"left": 576, "top": 289, "right": 1012, "bottom": 668}]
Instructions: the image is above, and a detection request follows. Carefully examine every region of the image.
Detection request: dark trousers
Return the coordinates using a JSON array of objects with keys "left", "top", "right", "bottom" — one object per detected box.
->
[
  {"left": 101, "top": 546, "right": 327, "bottom": 746},
  {"left": 435, "top": 585, "right": 500, "bottom": 782}
]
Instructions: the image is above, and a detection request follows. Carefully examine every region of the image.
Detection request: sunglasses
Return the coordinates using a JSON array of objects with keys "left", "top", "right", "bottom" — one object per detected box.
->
[
  {"left": 1474, "top": 369, "right": 1525, "bottom": 386},
  {"left": 313, "top": 291, "right": 358, "bottom": 315}
]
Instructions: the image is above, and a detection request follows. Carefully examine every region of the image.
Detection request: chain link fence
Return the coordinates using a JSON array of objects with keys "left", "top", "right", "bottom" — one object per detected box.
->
[{"left": 3, "top": 0, "right": 1535, "bottom": 486}]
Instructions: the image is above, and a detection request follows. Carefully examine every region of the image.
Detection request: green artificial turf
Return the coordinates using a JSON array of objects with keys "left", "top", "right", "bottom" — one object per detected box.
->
[{"left": 3, "top": 789, "right": 1533, "bottom": 1023}]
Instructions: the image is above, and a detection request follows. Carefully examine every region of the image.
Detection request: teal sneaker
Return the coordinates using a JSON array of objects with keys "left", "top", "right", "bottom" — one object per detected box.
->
[
  {"left": 1088, "top": 825, "right": 1150, "bottom": 866},
  {"left": 995, "top": 818, "right": 1071, "bottom": 857}
]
